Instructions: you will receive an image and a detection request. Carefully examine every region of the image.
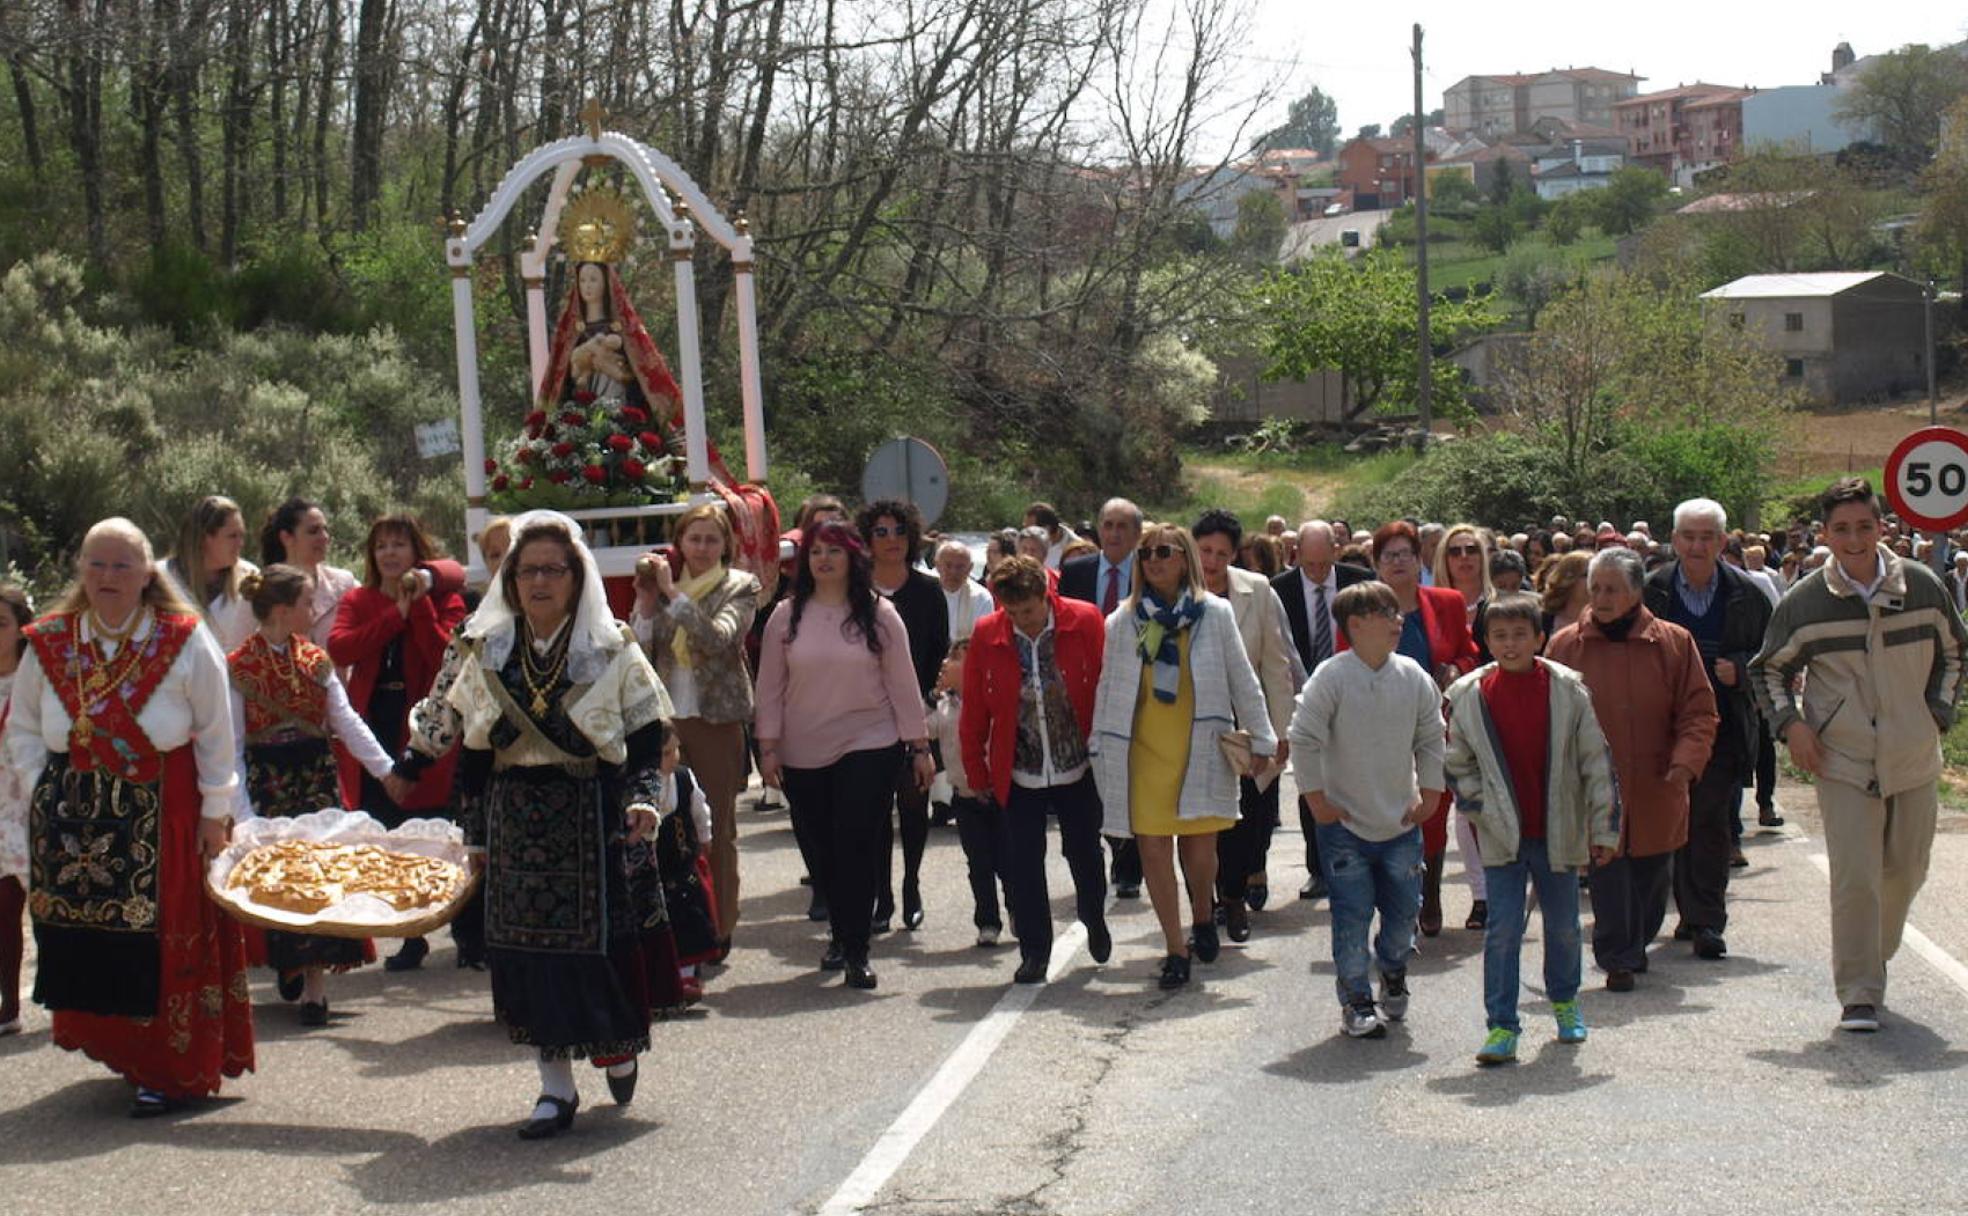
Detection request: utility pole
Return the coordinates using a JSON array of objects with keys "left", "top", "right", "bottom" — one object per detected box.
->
[
  {"left": 1929, "top": 277, "right": 1940, "bottom": 427},
  {"left": 1411, "top": 23, "right": 1432, "bottom": 443}
]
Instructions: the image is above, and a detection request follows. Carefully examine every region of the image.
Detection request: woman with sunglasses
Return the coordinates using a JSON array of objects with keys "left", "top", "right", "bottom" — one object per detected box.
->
[
  {"left": 859, "top": 500, "right": 949, "bottom": 933},
  {"left": 756, "top": 522, "right": 932, "bottom": 991},
  {"left": 1364, "top": 521, "right": 1479, "bottom": 937},
  {"left": 1432, "top": 523, "right": 1496, "bottom": 930},
  {"left": 1089, "top": 524, "right": 1276, "bottom": 990}
]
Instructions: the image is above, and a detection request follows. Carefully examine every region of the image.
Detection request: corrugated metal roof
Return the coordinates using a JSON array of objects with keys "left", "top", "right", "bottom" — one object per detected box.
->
[{"left": 1699, "top": 272, "right": 1896, "bottom": 299}]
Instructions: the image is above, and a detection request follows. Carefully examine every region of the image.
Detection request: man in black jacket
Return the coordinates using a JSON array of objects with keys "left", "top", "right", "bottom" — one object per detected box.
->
[
  {"left": 1643, "top": 498, "right": 1773, "bottom": 961},
  {"left": 1058, "top": 498, "right": 1144, "bottom": 896},
  {"left": 1270, "top": 520, "right": 1372, "bottom": 900}
]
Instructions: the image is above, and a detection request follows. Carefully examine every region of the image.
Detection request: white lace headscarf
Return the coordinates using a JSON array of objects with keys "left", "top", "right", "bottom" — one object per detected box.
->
[{"left": 463, "top": 509, "right": 623, "bottom": 684}]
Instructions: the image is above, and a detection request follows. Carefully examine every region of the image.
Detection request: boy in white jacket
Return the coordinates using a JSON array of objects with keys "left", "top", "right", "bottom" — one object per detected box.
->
[
  {"left": 1444, "top": 593, "right": 1619, "bottom": 1065},
  {"left": 1288, "top": 580, "right": 1445, "bottom": 1040}
]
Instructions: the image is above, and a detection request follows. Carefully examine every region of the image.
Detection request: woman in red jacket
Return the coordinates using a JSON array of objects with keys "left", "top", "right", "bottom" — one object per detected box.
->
[
  {"left": 329, "top": 514, "right": 467, "bottom": 970},
  {"left": 1358, "top": 521, "right": 1479, "bottom": 935},
  {"left": 958, "top": 556, "right": 1110, "bottom": 985}
]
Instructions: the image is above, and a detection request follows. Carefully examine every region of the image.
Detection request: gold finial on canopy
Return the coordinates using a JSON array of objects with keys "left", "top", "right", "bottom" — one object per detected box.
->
[
  {"left": 557, "top": 186, "right": 637, "bottom": 264},
  {"left": 579, "top": 98, "right": 608, "bottom": 141}
]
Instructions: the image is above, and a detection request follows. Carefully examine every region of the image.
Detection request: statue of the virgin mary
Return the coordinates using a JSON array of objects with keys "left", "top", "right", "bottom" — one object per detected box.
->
[{"left": 540, "top": 188, "right": 688, "bottom": 458}]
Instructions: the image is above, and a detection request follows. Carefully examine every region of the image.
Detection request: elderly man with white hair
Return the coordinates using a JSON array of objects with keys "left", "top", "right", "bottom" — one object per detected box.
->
[
  {"left": 1641, "top": 497, "right": 1775, "bottom": 960},
  {"left": 934, "top": 539, "right": 993, "bottom": 644}
]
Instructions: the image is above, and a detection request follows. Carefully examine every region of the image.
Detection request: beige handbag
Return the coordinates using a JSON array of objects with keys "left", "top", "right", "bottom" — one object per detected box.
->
[{"left": 1217, "top": 730, "right": 1256, "bottom": 776}]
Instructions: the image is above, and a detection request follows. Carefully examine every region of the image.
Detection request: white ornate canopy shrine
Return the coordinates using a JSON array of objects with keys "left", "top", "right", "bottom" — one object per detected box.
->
[{"left": 445, "top": 102, "right": 768, "bottom": 578}]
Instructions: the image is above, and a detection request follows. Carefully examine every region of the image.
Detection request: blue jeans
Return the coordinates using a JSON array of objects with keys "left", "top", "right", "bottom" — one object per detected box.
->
[
  {"left": 1482, "top": 836, "right": 1583, "bottom": 1033},
  {"left": 1316, "top": 822, "right": 1423, "bottom": 1006}
]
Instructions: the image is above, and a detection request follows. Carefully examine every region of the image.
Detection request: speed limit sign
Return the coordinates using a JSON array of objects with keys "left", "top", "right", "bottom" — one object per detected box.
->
[{"left": 1885, "top": 426, "right": 1968, "bottom": 533}]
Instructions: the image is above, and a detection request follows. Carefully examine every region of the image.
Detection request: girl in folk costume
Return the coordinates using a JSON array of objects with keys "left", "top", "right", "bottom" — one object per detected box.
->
[
  {"left": 228, "top": 565, "right": 398, "bottom": 1025},
  {"left": 0, "top": 584, "right": 35, "bottom": 1035},
  {"left": 444, "top": 511, "right": 678, "bottom": 1140},
  {"left": 2, "top": 518, "right": 253, "bottom": 1117},
  {"left": 260, "top": 497, "right": 359, "bottom": 650},
  {"left": 643, "top": 731, "right": 719, "bottom": 1002},
  {"left": 329, "top": 514, "right": 468, "bottom": 971},
  {"left": 168, "top": 495, "right": 260, "bottom": 654}
]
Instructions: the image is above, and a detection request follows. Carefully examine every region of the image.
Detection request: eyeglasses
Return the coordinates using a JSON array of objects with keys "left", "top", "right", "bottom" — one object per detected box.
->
[
  {"left": 515, "top": 563, "right": 572, "bottom": 581},
  {"left": 870, "top": 524, "right": 904, "bottom": 539},
  {"left": 1138, "top": 544, "right": 1180, "bottom": 562},
  {"left": 1378, "top": 549, "right": 1417, "bottom": 563},
  {"left": 1445, "top": 544, "right": 1482, "bottom": 558}
]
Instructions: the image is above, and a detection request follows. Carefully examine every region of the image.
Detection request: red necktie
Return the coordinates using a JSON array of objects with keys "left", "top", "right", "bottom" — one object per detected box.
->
[{"left": 1102, "top": 567, "right": 1120, "bottom": 614}]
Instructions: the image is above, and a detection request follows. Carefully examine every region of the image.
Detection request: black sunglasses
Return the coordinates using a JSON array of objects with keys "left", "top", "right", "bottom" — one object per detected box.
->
[
  {"left": 1445, "top": 544, "right": 1483, "bottom": 558},
  {"left": 1138, "top": 543, "right": 1179, "bottom": 561}
]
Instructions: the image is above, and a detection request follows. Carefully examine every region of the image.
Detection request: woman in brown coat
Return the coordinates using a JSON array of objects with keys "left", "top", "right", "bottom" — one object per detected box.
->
[{"left": 1545, "top": 547, "right": 1717, "bottom": 993}]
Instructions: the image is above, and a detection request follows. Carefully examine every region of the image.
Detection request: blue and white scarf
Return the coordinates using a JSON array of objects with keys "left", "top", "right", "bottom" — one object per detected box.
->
[{"left": 1135, "top": 588, "right": 1204, "bottom": 704}]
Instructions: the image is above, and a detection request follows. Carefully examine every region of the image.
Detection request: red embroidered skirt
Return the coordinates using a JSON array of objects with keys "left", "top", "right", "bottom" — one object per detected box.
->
[{"left": 48, "top": 747, "right": 257, "bottom": 1096}]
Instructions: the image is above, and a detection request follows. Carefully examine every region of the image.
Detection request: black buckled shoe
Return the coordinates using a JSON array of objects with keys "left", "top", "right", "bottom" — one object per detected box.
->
[
  {"left": 1190, "top": 921, "right": 1221, "bottom": 964},
  {"left": 1158, "top": 953, "right": 1192, "bottom": 991},
  {"left": 606, "top": 1060, "right": 639, "bottom": 1106},
  {"left": 517, "top": 1094, "right": 578, "bottom": 1141}
]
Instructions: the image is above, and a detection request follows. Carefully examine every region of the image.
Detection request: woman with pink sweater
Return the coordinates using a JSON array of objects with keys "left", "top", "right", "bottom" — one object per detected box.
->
[{"left": 756, "top": 522, "right": 932, "bottom": 992}]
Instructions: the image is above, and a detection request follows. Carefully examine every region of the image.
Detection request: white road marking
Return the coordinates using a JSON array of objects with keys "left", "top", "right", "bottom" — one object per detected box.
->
[
  {"left": 1806, "top": 851, "right": 1968, "bottom": 1000},
  {"left": 818, "top": 922, "right": 1089, "bottom": 1215}
]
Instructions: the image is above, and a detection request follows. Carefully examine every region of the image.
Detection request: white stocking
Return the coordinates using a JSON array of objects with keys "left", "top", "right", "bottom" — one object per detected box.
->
[{"left": 535, "top": 1054, "right": 576, "bottom": 1118}]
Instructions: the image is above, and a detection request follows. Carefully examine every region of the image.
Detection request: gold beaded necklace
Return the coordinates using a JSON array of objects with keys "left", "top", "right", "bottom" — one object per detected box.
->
[
  {"left": 518, "top": 618, "right": 571, "bottom": 717},
  {"left": 69, "top": 609, "right": 149, "bottom": 742}
]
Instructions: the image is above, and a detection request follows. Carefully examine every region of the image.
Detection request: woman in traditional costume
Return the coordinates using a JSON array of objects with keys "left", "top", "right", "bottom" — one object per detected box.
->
[
  {"left": 445, "top": 510, "right": 675, "bottom": 1139},
  {"left": 329, "top": 514, "right": 467, "bottom": 971},
  {"left": 259, "top": 497, "right": 359, "bottom": 650},
  {"left": 0, "top": 583, "right": 33, "bottom": 1035},
  {"left": 228, "top": 565, "right": 397, "bottom": 1025},
  {"left": 2, "top": 517, "right": 253, "bottom": 1117},
  {"left": 168, "top": 495, "right": 259, "bottom": 653}
]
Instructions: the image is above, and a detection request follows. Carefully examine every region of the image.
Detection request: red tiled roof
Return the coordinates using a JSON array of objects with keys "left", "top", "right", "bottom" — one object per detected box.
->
[
  {"left": 1683, "top": 89, "right": 1755, "bottom": 109},
  {"left": 1613, "top": 82, "right": 1744, "bottom": 107}
]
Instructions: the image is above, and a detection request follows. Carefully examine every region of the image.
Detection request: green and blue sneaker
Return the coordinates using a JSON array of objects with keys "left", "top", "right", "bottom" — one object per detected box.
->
[
  {"left": 1475, "top": 1027, "right": 1518, "bottom": 1066},
  {"left": 1554, "top": 999, "right": 1588, "bottom": 1044}
]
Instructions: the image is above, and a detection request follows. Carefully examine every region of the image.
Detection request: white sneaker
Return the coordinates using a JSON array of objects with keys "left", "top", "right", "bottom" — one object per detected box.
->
[
  {"left": 1341, "top": 999, "right": 1386, "bottom": 1039},
  {"left": 975, "top": 925, "right": 1001, "bottom": 947}
]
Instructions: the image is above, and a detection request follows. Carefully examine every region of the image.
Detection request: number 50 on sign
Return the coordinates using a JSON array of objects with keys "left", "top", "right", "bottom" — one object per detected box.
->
[{"left": 1885, "top": 427, "right": 1968, "bottom": 534}]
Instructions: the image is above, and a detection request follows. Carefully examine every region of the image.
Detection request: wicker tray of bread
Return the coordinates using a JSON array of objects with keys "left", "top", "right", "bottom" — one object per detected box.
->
[{"left": 205, "top": 809, "right": 478, "bottom": 939}]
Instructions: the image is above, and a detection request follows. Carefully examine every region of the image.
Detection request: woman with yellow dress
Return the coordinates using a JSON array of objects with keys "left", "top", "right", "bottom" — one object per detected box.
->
[{"left": 1089, "top": 523, "right": 1276, "bottom": 990}]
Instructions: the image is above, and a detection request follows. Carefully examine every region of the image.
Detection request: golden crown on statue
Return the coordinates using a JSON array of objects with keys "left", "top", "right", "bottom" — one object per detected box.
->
[{"left": 557, "top": 186, "right": 637, "bottom": 264}]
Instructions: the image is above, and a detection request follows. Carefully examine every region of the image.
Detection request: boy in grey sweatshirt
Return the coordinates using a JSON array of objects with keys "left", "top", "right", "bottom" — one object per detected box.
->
[{"left": 1289, "top": 580, "right": 1446, "bottom": 1039}]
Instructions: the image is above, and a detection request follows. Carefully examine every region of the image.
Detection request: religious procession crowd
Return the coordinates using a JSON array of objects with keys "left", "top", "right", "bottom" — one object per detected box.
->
[{"left": 0, "top": 474, "right": 1961, "bottom": 1137}]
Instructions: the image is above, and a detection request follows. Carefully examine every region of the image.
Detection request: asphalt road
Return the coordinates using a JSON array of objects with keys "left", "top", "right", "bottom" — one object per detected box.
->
[{"left": 6, "top": 772, "right": 1968, "bottom": 1216}]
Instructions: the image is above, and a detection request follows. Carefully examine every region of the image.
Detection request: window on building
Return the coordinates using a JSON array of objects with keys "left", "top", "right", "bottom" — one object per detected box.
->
[
  {"left": 1784, "top": 312, "right": 1804, "bottom": 332},
  {"left": 1784, "top": 359, "right": 1805, "bottom": 379}
]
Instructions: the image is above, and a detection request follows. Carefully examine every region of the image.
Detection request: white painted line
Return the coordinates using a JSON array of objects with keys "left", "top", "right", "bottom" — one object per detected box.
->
[
  {"left": 818, "top": 921, "right": 1089, "bottom": 1215},
  {"left": 1807, "top": 852, "right": 1968, "bottom": 1001}
]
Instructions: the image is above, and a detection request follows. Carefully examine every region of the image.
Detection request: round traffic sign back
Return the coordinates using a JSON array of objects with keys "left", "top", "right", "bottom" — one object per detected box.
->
[
  {"left": 860, "top": 436, "right": 950, "bottom": 527},
  {"left": 1885, "top": 426, "right": 1968, "bottom": 533}
]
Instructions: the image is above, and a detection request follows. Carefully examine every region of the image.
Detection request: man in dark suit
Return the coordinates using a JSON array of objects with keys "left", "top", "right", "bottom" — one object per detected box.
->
[
  {"left": 1271, "top": 520, "right": 1372, "bottom": 900},
  {"left": 1642, "top": 498, "right": 1773, "bottom": 962},
  {"left": 1058, "top": 498, "right": 1144, "bottom": 896}
]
